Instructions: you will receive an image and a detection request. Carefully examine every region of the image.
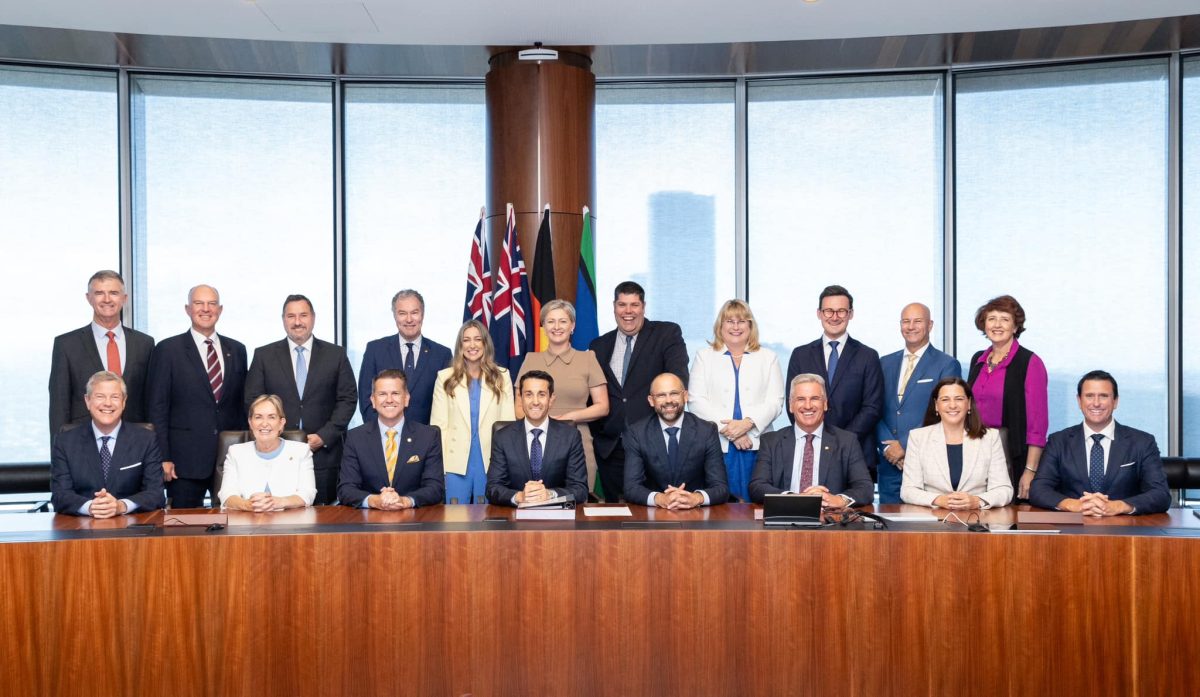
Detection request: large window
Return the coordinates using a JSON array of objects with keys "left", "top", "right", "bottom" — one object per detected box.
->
[
  {"left": 343, "top": 83, "right": 485, "bottom": 400},
  {"left": 131, "top": 76, "right": 335, "bottom": 358},
  {"left": 955, "top": 60, "right": 1169, "bottom": 442},
  {"left": 1, "top": 66, "right": 118, "bottom": 461},
  {"left": 1185, "top": 56, "right": 1200, "bottom": 454},
  {"left": 747, "top": 74, "right": 945, "bottom": 369},
  {"left": 595, "top": 83, "right": 736, "bottom": 356}
]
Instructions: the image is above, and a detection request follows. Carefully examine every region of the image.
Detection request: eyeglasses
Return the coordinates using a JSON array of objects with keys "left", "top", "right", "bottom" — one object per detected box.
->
[
  {"left": 819, "top": 308, "right": 850, "bottom": 319},
  {"left": 723, "top": 318, "right": 750, "bottom": 327}
]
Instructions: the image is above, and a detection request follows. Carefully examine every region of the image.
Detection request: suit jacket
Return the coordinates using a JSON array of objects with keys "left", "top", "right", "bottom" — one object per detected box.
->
[
  {"left": 50, "top": 421, "right": 165, "bottom": 515},
  {"left": 337, "top": 419, "right": 445, "bottom": 507},
  {"left": 49, "top": 324, "right": 155, "bottom": 444},
  {"left": 875, "top": 345, "right": 961, "bottom": 455},
  {"left": 244, "top": 338, "right": 357, "bottom": 472},
  {"left": 430, "top": 367, "right": 515, "bottom": 476},
  {"left": 623, "top": 412, "right": 729, "bottom": 506},
  {"left": 486, "top": 419, "right": 588, "bottom": 506},
  {"left": 358, "top": 335, "right": 452, "bottom": 425},
  {"left": 747, "top": 423, "right": 873, "bottom": 505},
  {"left": 588, "top": 320, "right": 689, "bottom": 458},
  {"left": 146, "top": 331, "right": 248, "bottom": 479},
  {"left": 900, "top": 425, "right": 1013, "bottom": 508},
  {"left": 218, "top": 440, "right": 317, "bottom": 506},
  {"left": 687, "top": 347, "right": 784, "bottom": 452},
  {"left": 1029, "top": 422, "right": 1170, "bottom": 514},
  {"left": 785, "top": 336, "right": 884, "bottom": 468}
]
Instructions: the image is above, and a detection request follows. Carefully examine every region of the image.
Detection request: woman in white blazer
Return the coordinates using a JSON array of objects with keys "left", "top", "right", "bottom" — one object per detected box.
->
[
  {"left": 431, "top": 320, "right": 515, "bottom": 504},
  {"left": 219, "top": 394, "right": 316, "bottom": 510},
  {"left": 901, "top": 377, "right": 1013, "bottom": 509},
  {"left": 687, "top": 299, "right": 784, "bottom": 502}
]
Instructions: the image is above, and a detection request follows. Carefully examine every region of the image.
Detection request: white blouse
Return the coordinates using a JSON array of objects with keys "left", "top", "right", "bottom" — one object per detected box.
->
[{"left": 218, "top": 440, "right": 317, "bottom": 507}]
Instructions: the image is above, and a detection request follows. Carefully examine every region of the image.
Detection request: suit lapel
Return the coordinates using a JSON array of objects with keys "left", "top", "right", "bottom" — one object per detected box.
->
[
  {"left": 107, "top": 426, "right": 132, "bottom": 488},
  {"left": 830, "top": 339, "right": 857, "bottom": 393},
  {"left": 956, "top": 430, "right": 980, "bottom": 491},
  {"left": 898, "top": 351, "right": 930, "bottom": 408},
  {"left": 77, "top": 326, "right": 105, "bottom": 373},
  {"left": 219, "top": 338, "right": 239, "bottom": 406},
  {"left": 513, "top": 422, "right": 533, "bottom": 481},
  {"left": 454, "top": 380, "right": 473, "bottom": 428},
  {"left": 1103, "top": 426, "right": 1129, "bottom": 492},
  {"left": 778, "top": 428, "right": 797, "bottom": 490},
  {"left": 625, "top": 322, "right": 655, "bottom": 384},
  {"left": 277, "top": 341, "right": 303, "bottom": 402},
  {"left": 647, "top": 418, "right": 673, "bottom": 484},
  {"left": 183, "top": 334, "right": 214, "bottom": 398},
  {"left": 1064, "top": 429, "right": 1090, "bottom": 486},
  {"left": 392, "top": 421, "right": 418, "bottom": 487}
]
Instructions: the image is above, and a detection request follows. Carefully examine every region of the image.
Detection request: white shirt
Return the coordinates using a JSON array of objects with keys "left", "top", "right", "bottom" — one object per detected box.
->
[
  {"left": 190, "top": 328, "right": 225, "bottom": 376},
  {"left": 79, "top": 421, "right": 137, "bottom": 515},
  {"left": 399, "top": 335, "right": 423, "bottom": 369},
  {"left": 90, "top": 321, "right": 125, "bottom": 372},
  {"left": 1082, "top": 419, "right": 1117, "bottom": 475},
  {"left": 287, "top": 336, "right": 315, "bottom": 380},
  {"left": 790, "top": 423, "right": 824, "bottom": 494},
  {"left": 821, "top": 333, "right": 848, "bottom": 372},
  {"left": 896, "top": 342, "right": 929, "bottom": 395},
  {"left": 647, "top": 417, "right": 711, "bottom": 506},
  {"left": 609, "top": 332, "right": 638, "bottom": 385}
]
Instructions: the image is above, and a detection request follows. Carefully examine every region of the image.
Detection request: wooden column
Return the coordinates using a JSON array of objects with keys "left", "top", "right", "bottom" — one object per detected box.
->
[{"left": 486, "top": 48, "right": 595, "bottom": 302}]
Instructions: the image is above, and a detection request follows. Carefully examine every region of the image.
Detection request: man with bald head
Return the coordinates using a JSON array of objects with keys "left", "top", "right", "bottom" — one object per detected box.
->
[
  {"left": 875, "top": 303, "right": 960, "bottom": 503},
  {"left": 147, "top": 285, "right": 248, "bottom": 507},
  {"left": 623, "top": 373, "right": 728, "bottom": 509}
]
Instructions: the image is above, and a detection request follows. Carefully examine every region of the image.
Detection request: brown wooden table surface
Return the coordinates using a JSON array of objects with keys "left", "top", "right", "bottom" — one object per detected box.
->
[{"left": 1, "top": 503, "right": 1198, "bottom": 696}]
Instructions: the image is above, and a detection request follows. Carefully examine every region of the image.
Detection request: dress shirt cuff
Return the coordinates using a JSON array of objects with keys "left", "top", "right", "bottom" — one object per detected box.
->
[
  {"left": 360, "top": 496, "right": 371, "bottom": 509},
  {"left": 699, "top": 490, "right": 710, "bottom": 506},
  {"left": 648, "top": 493, "right": 659, "bottom": 506},
  {"left": 840, "top": 494, "right": 854, "bottom": 507},
  {"left": 511, "top": 493, "right": 519, "bottom": 506},
  {"left": 78, "top": 500, "right": 92, "bottom": 515},
  {"left": 122, "top": 499, "right": 138, "bottom": 514}
]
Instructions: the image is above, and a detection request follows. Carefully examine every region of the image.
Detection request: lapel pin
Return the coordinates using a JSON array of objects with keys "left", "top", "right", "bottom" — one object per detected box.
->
[{"left": 406, "top": 437, "right": 412, "bottom": 443}]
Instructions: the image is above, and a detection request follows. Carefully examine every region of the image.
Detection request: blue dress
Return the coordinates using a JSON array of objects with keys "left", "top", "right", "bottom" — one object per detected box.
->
[
  {"left": 724, "top": 352, "right": 757, "bottom": 502},
  {"left": 445, "top": 378, "right": 488, "bottom": 504}
]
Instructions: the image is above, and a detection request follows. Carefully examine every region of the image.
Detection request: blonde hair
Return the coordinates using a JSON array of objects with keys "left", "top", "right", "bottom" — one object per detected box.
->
[
  {"left": 248, "top": 394, "right": 286, "bottom": 423},
  {"left": 443, "top": 320, "right": 508, "bottom": 399},
  {"left": 540, "top": 299, "right": 576, "bottom": 324},
  {"left": 709, "top": 299, "right": 761, "bottom": 352}
]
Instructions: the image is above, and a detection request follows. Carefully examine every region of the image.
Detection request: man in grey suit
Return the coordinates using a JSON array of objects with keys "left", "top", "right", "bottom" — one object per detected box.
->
[
  {"left": 49, "top": 270, "right": 155, "bottom": 444},
  {"left": 749, "top": 373, "right": 873, "bottom": 507},
  {"left": 245, "top": 294, "right": 357, "bottom": 505},
  {"left": 624, "top": 373, "right": 728, "bottom": 509}
]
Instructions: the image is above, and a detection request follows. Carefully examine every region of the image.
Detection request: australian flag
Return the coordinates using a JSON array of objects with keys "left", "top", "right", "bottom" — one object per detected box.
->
[
  {"left": 490, "top": 203, "right": 533, "bottom": 378},
  {"left": 463, "top": 207, "right": 493, "bottom": 326}
]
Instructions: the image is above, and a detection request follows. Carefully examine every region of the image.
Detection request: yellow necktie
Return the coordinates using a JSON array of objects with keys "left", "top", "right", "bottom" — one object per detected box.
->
[
  {"left": 385, "top": 429, "right": 398, "bottom": 484},
  {"left": 898, "top": 353, "right": 918, "bottom": 400}
]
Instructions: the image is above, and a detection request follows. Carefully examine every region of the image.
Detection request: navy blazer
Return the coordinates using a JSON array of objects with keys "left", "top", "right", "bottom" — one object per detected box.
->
[
  {"left": 486, "top": 419, "right": 588, "bottom": 506},
  {"left": 337, "top": 419, "right": 444, "bottom": 507},
  {"left": 747, "top": 424, "right": 873, "bottom": 505},
  {"left": 785, "top": 336, "right": 884, "bottom": 468},
  {"left": 50, "top": 421, "right": 165, "bottom": 515},
  {"left": 244, "top": 337, "right": 358, "bottom": 471},
  {"left": 588, "top": 320, "right": 690, "bottom": 459},
  {"left": 623, "top": 412, "right": 729, "bottom": 506},
  {"left": 875, "top": 346, "right": 961, "bottom": 453},
  {"left": 49, "top": 324, "right": 155, "bottom": 444},
  {"left": 357, "top": 335, "right": 452, "bottom": 425},
  {"left": 146, "top": 331, "right": 248, "bottom": 479},
  {"left": 1029, "top": 422, "right": 1170, "bottom": 514}
]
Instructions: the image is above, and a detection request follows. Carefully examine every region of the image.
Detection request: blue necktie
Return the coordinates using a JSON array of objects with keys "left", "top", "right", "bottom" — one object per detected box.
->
[
  {"left": 621, "top": 334, "right": 633, "bottom": 386},
  {"left": 99, "top": 435, "right": 112, "bottom": 481},
  {"left": 827, "top": 340, "right": 840, "bottom": 385},
  {"left": 1088, "top": 433, "right": 1105, "bottom": 493},
  {"left": 404, "top": 342, "right": 416, "bottom": 379},
  {"left": 295, "top": 346, "right": 308, "bottom": 396},
  {"left": 530, "top": 428, "right": 544, "bottom": 480},
  {"left": 666, "top": 426, "right": 680, "bottom": 483}
]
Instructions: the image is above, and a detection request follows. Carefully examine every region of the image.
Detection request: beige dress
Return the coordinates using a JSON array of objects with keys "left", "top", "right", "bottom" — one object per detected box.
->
[{"left": 517, "top": 348, "right": 607, "bottom": 492}]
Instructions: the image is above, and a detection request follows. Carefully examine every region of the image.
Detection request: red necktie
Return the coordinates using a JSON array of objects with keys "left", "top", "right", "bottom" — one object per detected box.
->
[
  {"left": 206, "top": 339, "right": 224, "bottom": 402},
  {"left": 105, "top": 331, "right": 121, "bottom": 376},
  {"left": 799, "top": 433, "right": 815, "bottom": 490}
]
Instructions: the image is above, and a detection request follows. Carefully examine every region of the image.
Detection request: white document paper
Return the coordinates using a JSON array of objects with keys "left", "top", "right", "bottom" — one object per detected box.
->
[
  {"left": 582, "top": 506, "right": 633, "bottom": 517},
  {"left": 514, "top": 508, "right": 577, "bottom": 521}
]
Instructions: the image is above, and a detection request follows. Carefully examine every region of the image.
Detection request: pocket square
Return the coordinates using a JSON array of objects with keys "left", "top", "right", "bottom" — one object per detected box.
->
[
  {"left": 119, "top": 462, "right": 143, "bottom": 470},
  {"left": 1119, "top": 461, "right": 1135, "bottom": 468},
  {"left": 406, "top": 455, "right": 420, "bottom": 464},
  {"left": 916, "top": 378, "right": 934, "bottom": 384}
]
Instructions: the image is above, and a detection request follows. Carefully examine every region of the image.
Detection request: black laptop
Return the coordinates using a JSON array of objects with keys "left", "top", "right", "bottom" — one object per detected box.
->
[{"left": 762, "top": 494, "right": 824, "bottom": 527}]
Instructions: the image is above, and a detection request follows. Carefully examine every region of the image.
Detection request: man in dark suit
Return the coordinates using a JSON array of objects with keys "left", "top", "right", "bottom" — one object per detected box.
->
[
  {"left": 1030, "top": 370, "right": 1170, "bottom": 515},
  {"left": 245, "top": 294, "right": 357, "bottom": 505},
  {"left": 49, "top": 270, "right": 155, "bottom": 445},
  {"left": 487, "top": 370, "right": 588, "bottom": 506},
  {"left": 338, "top": 370, "right": 444, "bottom": 508},
  {"left": 588, "top": 281, "right": 689, "bottom": 502},
  {"left": 624, "top": 373, "right": 728, "bottom": 508},
  {"left": 51, "top": 371, "right": 164, "bottom": 516},
  {"left": 875, "top": 302, "right": 961, "bottom": 503},
  {"left": 146, "top": 284, "right": 247, "bottom": 508},
  {"left": 749, "top": 373, "right": 873, "bottom": 506},
  {"left": 785, "top": 284, "right": 884, "bottom": 477},
  {"left": 357, "top": 289, "right": 451, "bottom": 425}
]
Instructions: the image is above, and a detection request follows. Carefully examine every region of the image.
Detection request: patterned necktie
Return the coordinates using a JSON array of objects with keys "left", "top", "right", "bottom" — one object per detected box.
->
[
  {"left": 621, "top": 334, "right": 633, "bottom": 386},
  {"left": 105, "top": 331, "right": 121, "bottom": 376},
  {"left": 827, "top": 340, "right": 840, "bottom": 385},
  {"left": 295, "top": 346, "right": 308, "bottom": 396},
  {"left": 799, "top": 433, "right": 815, "bottom": 491},
  {"left": 205, "top": 339, "right": 224, "bottom": 402},
  {"left": 404, "top": 342, "right": 416, "bottom": 379},
  {"left": 1088, "top": 433, "right": 1105, "bottom": 493},
  {"left": 898, "top": 352, "right": 918, "bottom": 400},
  {"left": 530, "top": 428, "right": 544, "bottom": 480},
  {"left": 99, "top": 435, "right": 113, "bottom": 481},
  {"left": 385, "top": 429, "right": 398, "bottom": 484},
  {"left": 665, "top": 426, "right": 681, "bottom": 483}
]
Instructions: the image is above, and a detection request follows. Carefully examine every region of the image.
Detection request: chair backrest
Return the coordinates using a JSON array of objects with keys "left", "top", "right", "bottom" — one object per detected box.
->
[
  {"left": 59, "top": 421, "right": 155, "bottom": 433},
  {"left": 1162, "top": 457, "right": 1200, "bottom": 505},
  {"left": 212, "top": 430, "right": 307, "bottom": 506}
]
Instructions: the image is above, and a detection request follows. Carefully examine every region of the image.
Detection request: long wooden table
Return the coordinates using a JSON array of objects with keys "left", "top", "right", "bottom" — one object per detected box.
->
[{"left": 1, "top": 504, "right": 1198, "bottom": 696}]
